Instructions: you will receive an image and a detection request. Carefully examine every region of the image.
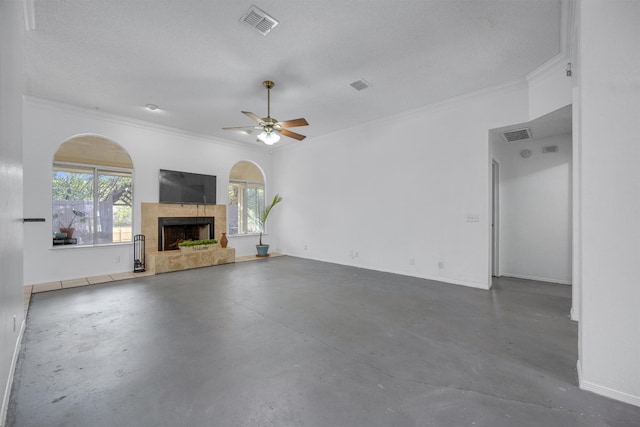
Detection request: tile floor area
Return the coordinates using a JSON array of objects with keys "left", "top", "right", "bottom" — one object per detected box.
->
[{"left": 23, "top": 253, "right": 283, "bottom": 312}]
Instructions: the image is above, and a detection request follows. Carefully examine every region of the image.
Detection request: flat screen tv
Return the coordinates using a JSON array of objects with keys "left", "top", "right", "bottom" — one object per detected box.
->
[{"left": 159, "top": 169, "right": 217, "bottom": 204}]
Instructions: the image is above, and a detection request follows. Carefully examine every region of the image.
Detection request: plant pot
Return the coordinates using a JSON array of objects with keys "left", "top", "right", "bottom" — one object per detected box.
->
[
  {"left": 59, "top": 227, "right": 75, "bottom": 239},
  {"left": 256, "top": 244, "right": 270, "bottom": 257}
]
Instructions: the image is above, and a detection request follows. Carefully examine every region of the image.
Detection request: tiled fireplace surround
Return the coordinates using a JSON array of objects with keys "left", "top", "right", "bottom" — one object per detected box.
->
[{"left": 142, "top": 202, "right": 235, "bottom": 274}]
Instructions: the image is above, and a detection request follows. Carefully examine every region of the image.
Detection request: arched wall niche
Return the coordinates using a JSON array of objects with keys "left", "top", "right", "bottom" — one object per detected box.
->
[
  {"left": 229, "top": 160, "right": 265, "bottom": 183},
  {"left": 54, "top": 134, "right": 133, "bottom": 168}
]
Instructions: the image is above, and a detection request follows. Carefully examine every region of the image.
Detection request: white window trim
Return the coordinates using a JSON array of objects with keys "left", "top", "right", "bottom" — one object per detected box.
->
[
  {"left": 53, "top": 161, "right": 134, "bottom": 248},
  {"left": 229, "top": 178, "right": 265, "bottom": 236}
]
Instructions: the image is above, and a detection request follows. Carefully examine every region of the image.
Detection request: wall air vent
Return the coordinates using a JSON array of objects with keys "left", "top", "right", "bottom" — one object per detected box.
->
[
  {"left": 502, "top": 127, "right": 532, "bottom": 143},
  {"left": 241, "top": 5, "right": 278, "bottom": 36},
  {"left": 543, "top": 145, "right": 559, "bottom": 153},
  {"left": 350, "top": 78, "right": 372, "bottom": 91}
]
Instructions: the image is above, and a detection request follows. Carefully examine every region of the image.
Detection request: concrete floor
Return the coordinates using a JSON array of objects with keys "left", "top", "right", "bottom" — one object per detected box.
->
[{"left": 7, "top": 257, "right": 640, "bottom": 426}]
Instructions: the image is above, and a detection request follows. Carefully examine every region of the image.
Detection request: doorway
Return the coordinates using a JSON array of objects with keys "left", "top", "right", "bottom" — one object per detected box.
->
[
  {"left": 489, "top": 105, "right": 573, "bottom": 287},
  {"left": 492, "top": 159, "right": 499, "bottom": 277}
]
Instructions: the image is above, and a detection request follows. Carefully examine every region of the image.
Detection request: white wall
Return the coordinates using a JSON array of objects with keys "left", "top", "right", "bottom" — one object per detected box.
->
[
  {"left": 273, "top": 83, "right": 530, "bottom": 289},
  {"left": 577, "top": 0, "right": 640, "bottom": 406},
  {"left": 528, "top": 59, "right": 573, "bottom": 121},
  {"left": 22, "top": 98, "right": 275, "bottom": 285},
  {"left": 493, "top": 134, "right": 572, "bottom": 284},
  {"left": 0, "top": 0, "right": 25, "bottom": 422}
]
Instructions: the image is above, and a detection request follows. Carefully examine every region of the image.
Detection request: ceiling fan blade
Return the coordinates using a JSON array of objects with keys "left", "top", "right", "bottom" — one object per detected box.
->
[
  {"left": 242, "top": 111, "right": 264, "bottom": 124},
  {"left": 222, "top": 126, "right": 260, "bottom": 131},
  {"left": 277, "top": 118, "right": 309, "bottom": 128},
  {"left": 279, "top": 128, "right": 306, "bottom": 141}
]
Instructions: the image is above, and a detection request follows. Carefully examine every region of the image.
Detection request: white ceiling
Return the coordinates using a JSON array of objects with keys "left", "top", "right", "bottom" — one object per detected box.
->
[
  {"left": 491, "top": 104, "right": 572, "bottom": 143},
  {"left": 24, "top": 0, "right": 564, "bottom": 147}
]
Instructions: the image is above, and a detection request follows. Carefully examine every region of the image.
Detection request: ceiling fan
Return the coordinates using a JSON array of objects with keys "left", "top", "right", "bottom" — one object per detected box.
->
[{"left": 223, "top": 80, "right": 309, "bottom": 145}]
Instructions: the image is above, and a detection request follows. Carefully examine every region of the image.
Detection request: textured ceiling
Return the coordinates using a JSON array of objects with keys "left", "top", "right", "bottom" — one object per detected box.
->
[{"left": 24, "top": 0, "right": 563, "bottom": 147}]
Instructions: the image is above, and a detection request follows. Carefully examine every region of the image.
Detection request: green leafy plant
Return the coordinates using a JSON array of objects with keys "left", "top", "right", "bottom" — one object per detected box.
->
[
  {"left": 53, "top": 208, "right": 87, "bottom": 228},
  {"left": 257, "top": 194, "right": 282, "bottom": 246},
  {"left": 178, "top": 239, "right": 218, "bottom": 247}
]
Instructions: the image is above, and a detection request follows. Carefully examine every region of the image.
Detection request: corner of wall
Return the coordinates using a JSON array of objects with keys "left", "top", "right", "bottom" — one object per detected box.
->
[{"left": 1, "top": 320, "right": 26, "bottom": 427}]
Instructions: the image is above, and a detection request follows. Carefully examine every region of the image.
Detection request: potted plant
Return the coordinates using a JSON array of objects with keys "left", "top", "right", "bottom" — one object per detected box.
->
[
  {"left": 178, "top": 239, "right": 218, "bottom": 254},
  {"left": 53, "top": 208, "right": 87, "bottom": 239},
  {"left": 256, "top": 194, "right": 282, "bottom": 257}
]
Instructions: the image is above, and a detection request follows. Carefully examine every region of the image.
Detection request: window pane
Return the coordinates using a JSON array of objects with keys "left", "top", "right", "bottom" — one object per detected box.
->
[
  {"left": 97, "top": 170, "right": 133, "bottom": 244},
  {"left": 228, "top": 181, "right": 264, "bottom": 235},
  {"left": 246, "top": 184, "right": 264, "bottom": 233},
  {"left": 228, "top": 183, "right": 241, "bottom": 235},
  {"left": 52, "top": 167, "right": 94, "bottom": 245}
]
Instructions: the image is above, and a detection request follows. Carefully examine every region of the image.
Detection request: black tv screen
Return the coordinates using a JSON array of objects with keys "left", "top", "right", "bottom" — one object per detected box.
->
[{"left": 159, "top": 169, "right": 217, "bottom": 204}]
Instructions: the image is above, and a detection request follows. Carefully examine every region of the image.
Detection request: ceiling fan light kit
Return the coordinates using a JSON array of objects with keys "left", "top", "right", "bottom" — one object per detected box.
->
[
  {"left": 258, "top": 129, "right": 280, "bottom": 145},
  {"left": 223, "top": 80, "right": 309, "bottom": 145}
]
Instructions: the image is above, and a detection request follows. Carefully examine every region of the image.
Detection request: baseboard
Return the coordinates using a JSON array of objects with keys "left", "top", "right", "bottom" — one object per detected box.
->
[
  {"left": 580, "top": 378, "right": 640, "bottom": 408},
  {"left": 570, "top": 306, "right": 579, "bottom": 322},
  {"left": 576, "top": 359, "right": 582, "bottom": 385},
  {"left": 1, "top": 319, "right": 25, "bottom": 427},
  {"left": 426, "top": 274, "right": 490, "bottom": 290},
  {"left": 285, "top": 254, "right": 490, "bottom": 290},
  {"left": 501, "top": 273, "right": 571, "bottom": 285}
]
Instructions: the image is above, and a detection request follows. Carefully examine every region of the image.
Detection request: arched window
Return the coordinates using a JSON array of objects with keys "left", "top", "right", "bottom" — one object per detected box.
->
[
  {"left": 52, "top": 135, "right": 133, "bottom": 246},
  {"left": 228, "top": 161, "right": 264, "bottom": 236}
]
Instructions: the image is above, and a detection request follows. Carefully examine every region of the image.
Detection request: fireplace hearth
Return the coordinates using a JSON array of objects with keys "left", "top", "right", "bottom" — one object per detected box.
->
[
  {"left": 158, "top": 217, "right": 214, "bottom": 251},
  {"left": 142, "top": 203, "right": 234, "bottom": 274}
]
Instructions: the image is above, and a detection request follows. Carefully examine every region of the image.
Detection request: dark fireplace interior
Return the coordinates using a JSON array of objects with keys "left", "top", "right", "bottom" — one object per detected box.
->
[{"left": 158, "top": 217, "right": 215, "bottom": 251}]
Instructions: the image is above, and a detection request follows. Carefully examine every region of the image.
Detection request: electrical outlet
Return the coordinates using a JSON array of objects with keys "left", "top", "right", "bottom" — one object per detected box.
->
[
  {"left": 409, "top": 257, "right": 415, "bottom": 265},
  {"left": 466, "top": 214, "right": 479, "bottom": 222},
  {"left": 438, "top": 261, "right": 445, "bottom": 269},
  {"left": 304, "top": 244, "right": 308, "bottom": 250},
  {"left": 354, "top": 251, "right": 359, "bottom": 258},
  {"left": 115, "top": 256, "right": 120, "bottom": 263}
]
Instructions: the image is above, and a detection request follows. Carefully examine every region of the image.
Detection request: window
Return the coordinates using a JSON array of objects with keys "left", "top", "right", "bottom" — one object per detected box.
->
[
  {"left": 52, "top": 136, "right": 133, "bottom": 246},
  {"left": 52, "top": 165, "right": 132, "bottom": 245},
  {"left": 228, "top": 161, "right": 265, "bottom": 236}
]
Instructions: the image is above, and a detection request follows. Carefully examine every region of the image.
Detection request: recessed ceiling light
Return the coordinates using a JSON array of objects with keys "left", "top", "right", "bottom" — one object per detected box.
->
[{"left": 146, "top": 104, "right": 159, "bottom": 111}]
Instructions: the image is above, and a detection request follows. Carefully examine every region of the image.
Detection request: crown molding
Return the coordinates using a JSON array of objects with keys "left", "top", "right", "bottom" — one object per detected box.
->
[
  {"left": 525, "top": 53, "right": 568, "bottom": 85},
  {"left": 24, "top": 96, "right": 266, "bottom": 152}
]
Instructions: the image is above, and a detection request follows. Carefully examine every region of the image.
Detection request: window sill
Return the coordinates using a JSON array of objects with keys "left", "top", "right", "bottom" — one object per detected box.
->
[
  {"left": 228, "top": 232, "right": 268, "bottom": 238},
  {"left": 50, "top": 241, "right": 133, "bottom": 250}
]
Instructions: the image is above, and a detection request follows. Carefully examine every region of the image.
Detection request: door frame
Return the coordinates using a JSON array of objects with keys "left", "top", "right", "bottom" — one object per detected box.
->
[{"left": 491, "top": 159, "right": 500, "bottom": 277}]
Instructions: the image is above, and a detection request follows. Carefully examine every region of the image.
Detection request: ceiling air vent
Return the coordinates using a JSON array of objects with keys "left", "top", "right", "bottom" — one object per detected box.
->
[
  {"left": 543, "top": 145, "right": 559, "bottom": 153},
  {"left": 502, "top": 127, "right": 532, "bottom": 143},
  {"left": 350, "top": 78, "right": 372, "bottom": 91},
  {"left": 241, "top": 5, "right": 278, "bottom": 36}
]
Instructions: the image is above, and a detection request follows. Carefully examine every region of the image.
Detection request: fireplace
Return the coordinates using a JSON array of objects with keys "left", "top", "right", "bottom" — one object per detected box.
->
[{"left": 158, "top": 217, "right": 215, "bottom": 251}]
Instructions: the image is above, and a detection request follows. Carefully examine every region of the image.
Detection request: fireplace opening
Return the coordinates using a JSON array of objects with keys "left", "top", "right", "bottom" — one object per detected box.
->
[{"left": 158, "top": 217, "right": 215, "bottom": 251}]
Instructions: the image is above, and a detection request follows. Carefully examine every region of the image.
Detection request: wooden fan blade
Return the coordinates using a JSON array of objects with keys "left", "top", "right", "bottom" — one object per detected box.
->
[
  {"left": 222, "top": 126, "right": 260, "bottom": 131},
  {"left": 277, "top": 118, "right": 309, "bottom": 128},
  {"left": 279, "top": 128, "right": 306, "bottom": 141},
  {"left": 242, "top": 111, "right": 264, "bottom": 124}
]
